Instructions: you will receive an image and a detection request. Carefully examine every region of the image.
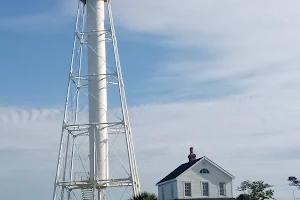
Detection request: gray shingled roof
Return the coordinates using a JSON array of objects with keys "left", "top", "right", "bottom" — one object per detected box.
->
[{"left": 156, "top": 157, "right": 203, "bottom": 185}]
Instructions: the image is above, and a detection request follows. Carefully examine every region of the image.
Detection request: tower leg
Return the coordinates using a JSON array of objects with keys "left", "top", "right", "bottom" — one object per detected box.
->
[{"left": 106, "top": 2, "right": 140, "bottom": 196}]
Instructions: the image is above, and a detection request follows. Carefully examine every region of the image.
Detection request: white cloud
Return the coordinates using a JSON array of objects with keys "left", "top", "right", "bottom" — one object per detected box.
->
[
  {"left": 1, "top": 100, "right": 299, "bottom": 200},
  {"left": 112, "top": 0, "right": 300, "bottom": 100}
]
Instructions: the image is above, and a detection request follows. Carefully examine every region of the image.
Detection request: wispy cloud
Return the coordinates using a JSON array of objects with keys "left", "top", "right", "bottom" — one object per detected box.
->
[
  {"left": 1, "top": 98, "right": 299, "bottom": 200},
  {"left": 112, "top": 0, "right": 300, "bottom": 101},
  {"left": 0, "top": 107, "right": 62, "bottom": 124}
]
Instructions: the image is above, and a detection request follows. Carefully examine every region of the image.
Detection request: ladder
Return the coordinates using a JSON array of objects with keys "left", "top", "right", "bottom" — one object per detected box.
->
[{"left": 81, "top": 188, "right": 94, "bottom": 200}]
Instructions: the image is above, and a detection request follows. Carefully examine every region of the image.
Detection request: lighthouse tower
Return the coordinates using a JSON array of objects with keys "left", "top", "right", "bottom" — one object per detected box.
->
[{"left": 52, "top": 0, "right": 140, "bottom": 200}]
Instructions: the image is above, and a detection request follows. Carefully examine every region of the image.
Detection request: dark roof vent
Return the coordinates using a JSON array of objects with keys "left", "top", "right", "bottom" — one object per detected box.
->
[{"left": 188, "top": 147, "right": 196, "bottom": 162}]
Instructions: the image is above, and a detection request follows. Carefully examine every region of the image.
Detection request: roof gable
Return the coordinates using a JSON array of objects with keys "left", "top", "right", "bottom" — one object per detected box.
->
[
  {"left": 156, "top": 157, "right": 203, "bottom": 185},
  {"left": 200, "top": 157, "right": 235, "bottom": 179}
]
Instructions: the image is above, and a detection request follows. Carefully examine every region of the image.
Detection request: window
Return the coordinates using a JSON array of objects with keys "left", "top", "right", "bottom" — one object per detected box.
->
[
  {"left": 162, "top": 187, "right": 164, "bottom": 200},
  {"left": 219, "top": 182, "right": 226, "bottom": 196},
  {"left": 171, "top": 184, "right": 174, "bottom": 198},
  {"left": 202, "top": 182, "right": 209, "bottom": 197},
  {"left": 199, "top": 168, "right": 210, "bottom": 174},
  {"left": 184, "top": 182, "right": 191, "bottom": 197}
]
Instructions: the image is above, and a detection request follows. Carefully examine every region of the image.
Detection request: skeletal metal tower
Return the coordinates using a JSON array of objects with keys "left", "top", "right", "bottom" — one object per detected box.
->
[{"left": 52, "top": 0, "right": 140, "bottom": 200}]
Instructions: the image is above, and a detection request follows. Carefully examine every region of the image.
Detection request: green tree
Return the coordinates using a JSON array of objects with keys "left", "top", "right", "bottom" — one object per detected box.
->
[
  {"left": 129, "top": 191, "right": 158, "bottom": 200},
  {"left": 237, "top": 194, "right": 250, "bottom": 200},
  {"left": 237, "top": 180, "right": 274, "bottom": 200}
]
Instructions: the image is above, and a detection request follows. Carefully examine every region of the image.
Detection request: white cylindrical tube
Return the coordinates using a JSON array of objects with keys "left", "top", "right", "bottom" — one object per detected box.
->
[{"left": 86, "top": 0, "right": 108, "bottom": 185}]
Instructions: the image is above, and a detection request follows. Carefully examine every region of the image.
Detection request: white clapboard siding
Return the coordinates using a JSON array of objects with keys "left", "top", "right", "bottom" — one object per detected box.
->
[
  {"left": 158, "top": 180, "right": 177, "bottom": 200},
  {"left": 177, "top": 158, "right": 233, "bottom": 199}
]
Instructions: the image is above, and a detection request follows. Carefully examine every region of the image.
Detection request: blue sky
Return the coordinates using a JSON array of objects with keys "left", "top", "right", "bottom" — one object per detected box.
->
[
  {"left": 0, "top": 0, "right": 238, "bottom": 107},
  {"left": 1, "top": 1, "right": 300, "bottom": 200},
  {"left": 0, "top": 0, "right": 72, "bottom": 107},
  {"left": 0, "top": 14, "right": 163, "bottom": 107},
  {"left": 0, "top": 0, "right": 164, "bottom": 107}
]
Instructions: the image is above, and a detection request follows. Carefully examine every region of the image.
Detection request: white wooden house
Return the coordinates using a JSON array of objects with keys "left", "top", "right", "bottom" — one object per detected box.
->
[{"left": 156, "top": 147, "right": 235, "bottom": 200}]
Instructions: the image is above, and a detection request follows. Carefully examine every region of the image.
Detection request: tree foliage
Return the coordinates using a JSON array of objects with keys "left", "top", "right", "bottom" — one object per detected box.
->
[
  {"left": 237, "top": 194, "right": 250, "bottom": 200},
  {"left": 288, "top": 176, "right": 300, "bottom": 188},
  {"left": 237, "top": 180, "right": 274, "bottom": 200},
  {"left": 129, "top": 191, "right": 158, "bottom": 200}
]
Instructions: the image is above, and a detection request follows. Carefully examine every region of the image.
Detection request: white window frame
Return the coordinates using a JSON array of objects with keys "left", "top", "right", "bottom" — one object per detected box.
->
[
  {"left": 219, "top": 182, "right": 226, "bottom": 196},
  {"left": 201, "top": 182, "right": 209, "bottom": 197},
  {"left": 183, "top": 182, "right": 192, "bottom": 197}
]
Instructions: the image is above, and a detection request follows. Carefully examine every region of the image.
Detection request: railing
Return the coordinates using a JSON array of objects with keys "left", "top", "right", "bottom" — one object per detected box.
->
[{"left": 74, "top": 172, "right": 90, "bottom": 181}]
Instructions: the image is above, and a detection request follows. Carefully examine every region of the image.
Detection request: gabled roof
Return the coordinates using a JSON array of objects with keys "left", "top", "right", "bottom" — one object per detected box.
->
[
  {"left": 156, "top": 157, "right": 203, "bottom": 185},
  {"left": 203, "top": 156, "right": 235, "bottom": 179},
  {"left": 156, "top": 156, "right": 234, "bottom": 185}
]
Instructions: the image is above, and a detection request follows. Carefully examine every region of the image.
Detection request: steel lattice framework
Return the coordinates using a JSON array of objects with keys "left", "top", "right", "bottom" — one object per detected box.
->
[{"left": 52, "top": 1, "right": 140, "bottom": 200}]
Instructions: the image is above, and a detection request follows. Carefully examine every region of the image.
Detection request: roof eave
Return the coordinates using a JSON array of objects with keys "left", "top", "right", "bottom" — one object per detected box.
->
[{"left": 156, "top": 178, "right": 176, "bottom": 186}]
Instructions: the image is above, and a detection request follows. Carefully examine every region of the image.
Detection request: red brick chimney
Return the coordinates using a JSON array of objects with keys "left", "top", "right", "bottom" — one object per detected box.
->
[{"left": 188, "top": 147, "right": 196, "bottom": 162}]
